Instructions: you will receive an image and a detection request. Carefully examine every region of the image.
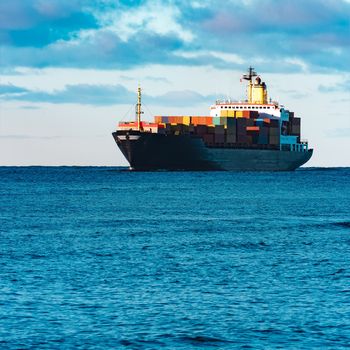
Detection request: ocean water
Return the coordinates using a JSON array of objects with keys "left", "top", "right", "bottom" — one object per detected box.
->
[{"left": 1, "top": 167, "right": 350, "bottom": 349}]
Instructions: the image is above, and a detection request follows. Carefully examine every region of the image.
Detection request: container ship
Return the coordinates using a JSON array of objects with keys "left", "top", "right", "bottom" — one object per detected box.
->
[{"left": 112, "top": 67, "right": 313, "bottom": 171}]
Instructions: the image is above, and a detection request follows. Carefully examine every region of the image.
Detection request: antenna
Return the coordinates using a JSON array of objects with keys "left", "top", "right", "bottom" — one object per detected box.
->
[
  {"left": 242, "top": 66, "right": 257, "bottom": 103},
  {"left": 136, "top": 85, "right": 143, "bottom": 131},
  {"left": 242, "top": 66, "right": 257, "bottom": 82}
]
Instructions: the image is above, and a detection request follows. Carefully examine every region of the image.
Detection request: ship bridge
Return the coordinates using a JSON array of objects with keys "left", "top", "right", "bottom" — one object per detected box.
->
[
  {"left": 210, "top": 67, "right": 280, "bottom": 118},
  {"left": 210, "top": 102, "right": 280, "bottom": 118}
]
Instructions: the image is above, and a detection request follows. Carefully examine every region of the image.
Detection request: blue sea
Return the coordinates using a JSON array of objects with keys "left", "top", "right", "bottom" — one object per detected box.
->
[{"left": 1, "top": 167, "right": 350, "bottom": 349}]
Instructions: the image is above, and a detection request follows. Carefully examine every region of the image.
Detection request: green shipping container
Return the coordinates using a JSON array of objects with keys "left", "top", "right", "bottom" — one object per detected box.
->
[
  {"left": 220, "top": 117, "right": 227, "bottom": 126},
  {"left": 213, "top": 117, "right": 221, "bottom": 125}
]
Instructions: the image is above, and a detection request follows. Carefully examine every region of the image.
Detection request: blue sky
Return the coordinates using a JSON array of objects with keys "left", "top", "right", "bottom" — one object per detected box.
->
[{"left": 0, "top": 0, "right": 349, "bottom": 166}]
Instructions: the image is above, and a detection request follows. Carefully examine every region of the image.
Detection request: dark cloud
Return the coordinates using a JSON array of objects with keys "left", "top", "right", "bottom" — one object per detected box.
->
[
  {"left": 0, "top": 83, "right": 214, "bottom": 107},
  {"left": 1, "top": 31, "right": 187, "bottom": 69},
  {"left": 0, "top": 0, "right": 93, "bottom": 30},
  {"left": 0, "top": 0, "right": 98, "bottom": 48},
  {"left": 2, "top": 12, "right": 97, "bottom": 47}
]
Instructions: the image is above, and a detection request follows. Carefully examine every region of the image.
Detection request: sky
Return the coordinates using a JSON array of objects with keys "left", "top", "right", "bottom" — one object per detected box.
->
[{"left": 0, "top": 0, "right": 349, "bottom": 167}]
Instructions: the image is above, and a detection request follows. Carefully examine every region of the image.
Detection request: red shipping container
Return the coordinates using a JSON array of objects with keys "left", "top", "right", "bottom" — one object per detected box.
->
[
  {"left": 119, "top": 122, "right": 136, "bottom": 127},
  {"left": 205, "top": 117, "right": 213, "bottom": 125},
  {"left": 242, "top": 111, "right": 251, "bottom": 118},
  {"left": 246, "top": 126, "right": 260, "bottom": 132},
  {"left": 169, "top": 116, "right": 178, "bottom": 123}
]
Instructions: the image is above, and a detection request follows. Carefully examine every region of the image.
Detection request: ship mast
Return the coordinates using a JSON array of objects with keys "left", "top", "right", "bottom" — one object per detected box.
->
[
  {"left": 136, "top": 85, "right": 143, "bottom": 131},
  {"left": 242, "top": 66, "right": 257, "bottom": 103}
]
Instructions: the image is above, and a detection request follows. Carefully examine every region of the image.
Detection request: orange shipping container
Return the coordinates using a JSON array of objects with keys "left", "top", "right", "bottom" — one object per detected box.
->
[
  {"left": 167, "top": 116, "right": 177, "bottom": 123},
  {"left": 191, "top": 116, "right": 213, "bottom": 125},
  {"left": 191, "top": 117, "right": 199, "bottom": 125},
  {"left": 154, "top": 116, "right": 162, "bottom": 123},
  {"left": 119, "top": 122, "right": 136, "bottom": 127},
  {"left": 196, "top": 117, "right": 202, "bottom": 124},
  {"left": 246, "top": 126, "right": 260, "bottom": 132},
  {"left": 242, "top": 110, "right": 251, "bottom": 118}
]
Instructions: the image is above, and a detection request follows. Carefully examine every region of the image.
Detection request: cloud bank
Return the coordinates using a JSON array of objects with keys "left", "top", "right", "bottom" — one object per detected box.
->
[
  {"left": 0, "top": 83, "right": 214, "bottom": 107},
  {"left": 1, "top": 0, "right": 349, "bottom": 73}
]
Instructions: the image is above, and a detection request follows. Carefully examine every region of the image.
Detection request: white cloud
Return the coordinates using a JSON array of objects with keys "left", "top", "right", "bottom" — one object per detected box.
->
[
  {"left": 284, "top": 58, "right": 308, "bottom": 72},
  {"left": 175, "top": 50, "right": 244, "bottom": 64},
  {"left": 190, "top": 1, "right": 207, "bottom": 9},
  {"left": 208, "top": 51, "right": 244, "bottom": 64},
  {"left": 97, "top": 1, "right": 194, "bottom": 42}
]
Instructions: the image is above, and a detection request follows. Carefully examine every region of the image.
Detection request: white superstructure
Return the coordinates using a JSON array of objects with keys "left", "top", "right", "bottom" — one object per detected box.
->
[
  {"left": 210, "top": 102, "right": 281, "bottom": 118},
  {"left": 210, "top": 67, "right": 283, "bottom": 118}
]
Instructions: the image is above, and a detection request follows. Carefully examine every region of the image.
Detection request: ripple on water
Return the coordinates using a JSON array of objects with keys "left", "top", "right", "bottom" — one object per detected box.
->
[{"left": 0, "top": 167, "right": 349, "bottom": 349}]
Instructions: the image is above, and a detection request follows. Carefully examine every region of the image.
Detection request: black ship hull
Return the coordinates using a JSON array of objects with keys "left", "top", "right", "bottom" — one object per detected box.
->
[{"left": 112, "top": 130, "right": 313, "bottom": 171}]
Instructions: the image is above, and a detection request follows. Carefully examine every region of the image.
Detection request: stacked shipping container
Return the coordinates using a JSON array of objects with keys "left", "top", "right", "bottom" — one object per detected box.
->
[{"left": 119, "top": 108, "right": 302, "bottom": 149}]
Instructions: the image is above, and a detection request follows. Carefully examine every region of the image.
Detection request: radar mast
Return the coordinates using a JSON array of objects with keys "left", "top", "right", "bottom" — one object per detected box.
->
[{"left": 242, "top": 66, "right": 257, "bottom": 103}]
